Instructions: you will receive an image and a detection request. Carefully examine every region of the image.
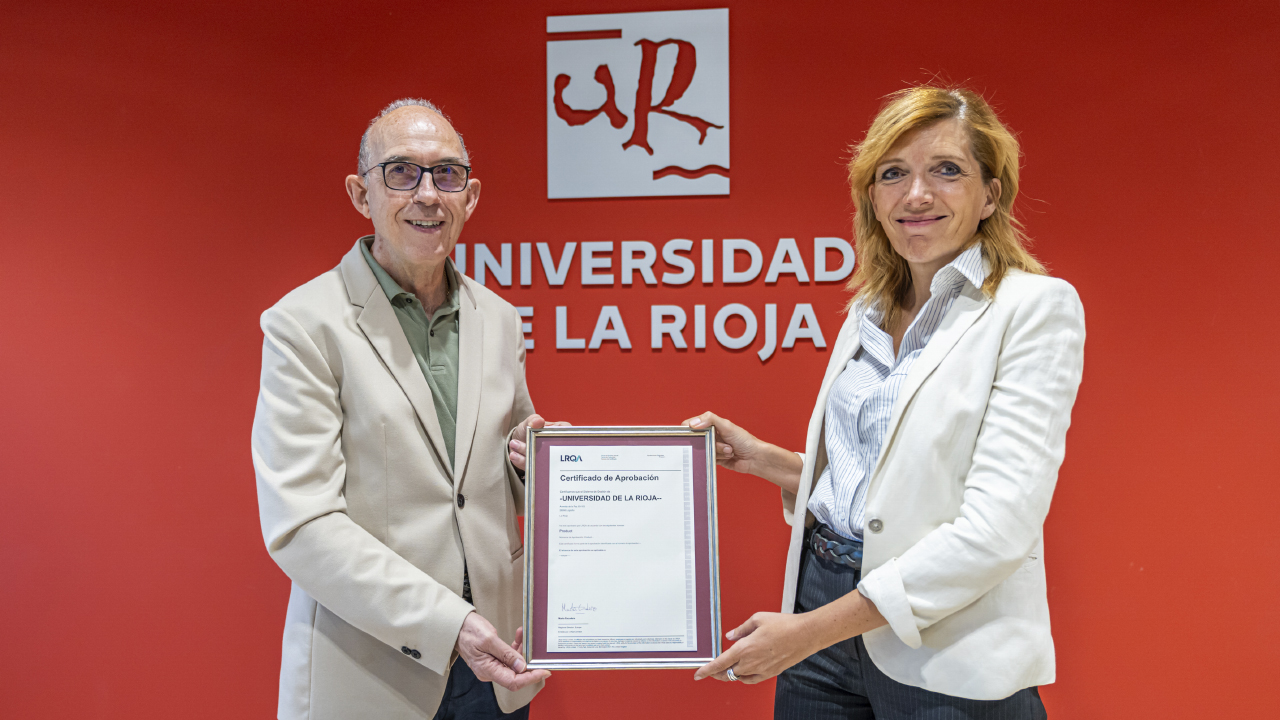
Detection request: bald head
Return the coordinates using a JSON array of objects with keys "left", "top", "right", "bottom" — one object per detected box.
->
[{"left": 357, "top": 98, "right": 470, "bottom": 174}]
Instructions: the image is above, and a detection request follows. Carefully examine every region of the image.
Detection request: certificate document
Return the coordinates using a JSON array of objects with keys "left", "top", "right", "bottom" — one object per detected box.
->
[{"left": 546, "top": 445, "right": 698, "bottom": 653}]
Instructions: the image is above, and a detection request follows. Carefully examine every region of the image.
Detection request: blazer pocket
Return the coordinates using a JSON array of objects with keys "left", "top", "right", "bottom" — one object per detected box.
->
[{"left": 510, "top": 545, "right": 525, "bottom": 562}]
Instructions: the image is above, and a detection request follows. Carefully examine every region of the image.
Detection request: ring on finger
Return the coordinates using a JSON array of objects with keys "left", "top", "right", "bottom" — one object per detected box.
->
[{"left": 725, "top": 667, "right": 739, "bottom": 682}]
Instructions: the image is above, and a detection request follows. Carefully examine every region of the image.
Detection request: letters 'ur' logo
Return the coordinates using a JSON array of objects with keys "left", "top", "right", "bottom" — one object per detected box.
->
[{"left": 547, "top": 9, "right": 729, "bottom": 199}]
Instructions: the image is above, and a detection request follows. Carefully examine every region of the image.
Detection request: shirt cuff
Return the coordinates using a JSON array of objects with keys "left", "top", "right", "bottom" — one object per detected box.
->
[{"left": 857, "top": 558, "right": 922, "bottom": 649}]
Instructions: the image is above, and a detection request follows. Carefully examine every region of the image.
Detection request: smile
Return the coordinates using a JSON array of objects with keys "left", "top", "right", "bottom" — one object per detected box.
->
[
  {"left": 897, "top": 216, "right": 946, "bottom": 226},
  {"left": 408, "top": 220, "right": 443, "bottom": 228}
]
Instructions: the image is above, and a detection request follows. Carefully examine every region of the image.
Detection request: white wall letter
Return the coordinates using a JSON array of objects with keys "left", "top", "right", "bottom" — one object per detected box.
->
[
  {"left": 723, "top": 239, "right": 763, "bottom": 284},
  {"left": 589, "top": 306, "right": 631, "bottom": 349},
  {"left": 651, "top": 305, "right": 688, "bottom": 349},
  {"left": 782, "top": 303, "right": 827, "bottom": 348},
  {"left": 702, "top": 239, "right": 714, "bottom": 284},
  {"left": 621, "top": 241, "right": 658, "bottom": 286},
  {"left": 758, "top": 304, "right": 777, "bottom": 361},
  {"left": 453, "top": 243, "right": 466, "bottom": 275},
  {"left": 694, "top": 304, "right": 706, "bottom": 349},
  {"left": 555, "top": 306, "right": 586, "bottom": 349},
  {"left": 520, "top": 243, "right": 532, "bottom": 286},
  {"left": 474, "top": 243, "right": 512, "bottom": 286},
  {"left": 537, "top": 242, "right": 576, "bottom": 286},
  {"left": 714, "top": 304, "right": 757, "bottom": 350},
  {"left": 662, "top": 239, "right": 695, "bottom": 285},
  {"left": 765, "top": 238, "right": 811, "bottom": 283},
  {"left": 815, "top": 237, "right": 855, "bottom": 282},
  {"left": 581, "top": 241, "right": 614, "bottom": 285},
  {"left": 517, "top": 306, "right": 534, "bottom": 350}
]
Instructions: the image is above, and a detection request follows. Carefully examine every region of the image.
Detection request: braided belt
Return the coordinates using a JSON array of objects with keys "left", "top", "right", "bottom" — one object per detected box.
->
[{"left": 809, "top": 523, "right": 863, "bottom": 570}]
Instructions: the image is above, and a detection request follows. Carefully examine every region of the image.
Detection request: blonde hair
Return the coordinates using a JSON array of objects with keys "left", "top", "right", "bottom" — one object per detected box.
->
[{"left": 846, "top": 85, "right": 1045, "bottom": 328}]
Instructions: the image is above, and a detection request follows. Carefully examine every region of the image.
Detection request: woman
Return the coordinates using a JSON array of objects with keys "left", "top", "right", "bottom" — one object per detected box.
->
[{"left": 687, "top": 86, "right": 1085, "bottom": 719}]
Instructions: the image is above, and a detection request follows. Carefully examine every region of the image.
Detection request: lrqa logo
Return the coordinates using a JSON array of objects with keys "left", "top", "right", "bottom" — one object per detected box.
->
[
  {"left": 559, "top": 454, "right": 584, "bottom": 462},
  {"left": 546, "top": 9, "right": 729, "bottom": 199}
]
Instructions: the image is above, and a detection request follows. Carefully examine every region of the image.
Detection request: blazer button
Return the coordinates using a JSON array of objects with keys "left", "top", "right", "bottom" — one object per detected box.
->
[
  {"left": 868, "top": 518, "right": 884, "bottom": 533},
  {"left": 411, "top": 649, "right": 422, "bottom": 660},
  {"left": 457, "top": 493, "right": 466, "bottom": 508},
  {"left": 401, "top": 646, "right": 412, "bottom": 655}
]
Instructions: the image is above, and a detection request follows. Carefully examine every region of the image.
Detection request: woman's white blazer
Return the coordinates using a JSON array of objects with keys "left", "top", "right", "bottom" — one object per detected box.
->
[{"left": 779, "top": 269, "right": 1086, "bottom": 700}]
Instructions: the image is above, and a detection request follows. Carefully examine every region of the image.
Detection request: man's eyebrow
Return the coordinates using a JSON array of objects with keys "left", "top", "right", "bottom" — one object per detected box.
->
[{"left": 381, "top": 154, "right": 467, "bottom": 165}]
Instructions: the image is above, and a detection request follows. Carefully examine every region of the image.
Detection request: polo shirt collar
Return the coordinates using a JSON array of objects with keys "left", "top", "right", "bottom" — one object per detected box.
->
[{"left": 359, "top": 236, "right": 460, "bottom": 314}]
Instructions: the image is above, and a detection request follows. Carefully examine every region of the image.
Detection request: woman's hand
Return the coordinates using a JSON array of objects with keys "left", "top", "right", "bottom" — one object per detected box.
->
[
  {"left": 695, "top": 592, "right": 887, "bottom": 684},
  {"left": 683, "top": 412, "right": 803, "bottom": 494},
  {"left": 693, "top": 612, "right": 820, "bottom": 684},
  {"left": 682, "top": 411, "right": 762, "bottom": 475}
]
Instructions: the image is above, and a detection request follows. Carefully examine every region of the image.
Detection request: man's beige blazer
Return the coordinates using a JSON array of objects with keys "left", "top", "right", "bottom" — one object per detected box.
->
[
  {"left": 252, "top": 240, "right": 541, "bottom": 719},
  {"left": 779, "top": 269, "right": 1085, "bottom": 700}
]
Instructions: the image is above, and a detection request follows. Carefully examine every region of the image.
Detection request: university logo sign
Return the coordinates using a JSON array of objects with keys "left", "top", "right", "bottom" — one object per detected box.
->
[{"left": 546, "top": 9, "right": 730, "bottom": 199}]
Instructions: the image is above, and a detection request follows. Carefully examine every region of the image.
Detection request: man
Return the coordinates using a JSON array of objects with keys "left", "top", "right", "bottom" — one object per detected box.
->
[{"left": 252, "top": 99, "right": 552, "bottom": 720}]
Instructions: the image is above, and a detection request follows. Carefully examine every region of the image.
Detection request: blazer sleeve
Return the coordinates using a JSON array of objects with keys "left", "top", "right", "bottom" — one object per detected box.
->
[
  {"left": 857, "top": 279, "right": 1085, "bottom": 648},
  {"left": 251, "top": 306, "right": 474, "bottom": 675},
  {"left": 503, "top": 306, "right": 536, "bottom": 511}
]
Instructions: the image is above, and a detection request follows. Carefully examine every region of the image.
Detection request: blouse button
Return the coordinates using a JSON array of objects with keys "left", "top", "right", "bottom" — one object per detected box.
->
[{"left": 868, "top": 518, "right": 884, "bottom": 534}]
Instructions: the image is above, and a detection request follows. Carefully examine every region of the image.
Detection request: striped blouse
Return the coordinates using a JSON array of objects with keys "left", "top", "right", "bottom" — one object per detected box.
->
[{"left": 808, "top": 244, "right": 988, "bottom": 541}]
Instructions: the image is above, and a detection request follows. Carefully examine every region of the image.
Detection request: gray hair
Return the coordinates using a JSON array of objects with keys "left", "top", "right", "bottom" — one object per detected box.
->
[{"left": 357, "top": 98, "right": 471, "bottom": 174}]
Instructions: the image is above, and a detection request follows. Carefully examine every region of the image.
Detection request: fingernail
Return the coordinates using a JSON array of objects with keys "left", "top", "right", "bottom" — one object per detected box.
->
[{"left": 726, "top": 630, "right": 735, "bottom": 639}]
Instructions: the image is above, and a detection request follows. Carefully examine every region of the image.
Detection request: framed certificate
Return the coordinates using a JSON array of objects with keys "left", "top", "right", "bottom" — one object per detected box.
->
[{"left": 522, "top": 426, "right": 721, "bottom": 670}]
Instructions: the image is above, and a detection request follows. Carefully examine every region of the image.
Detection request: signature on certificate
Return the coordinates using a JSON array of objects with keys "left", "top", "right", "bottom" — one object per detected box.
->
[{"left": 560, "top": 602, "right": 598, "bottom": 612}]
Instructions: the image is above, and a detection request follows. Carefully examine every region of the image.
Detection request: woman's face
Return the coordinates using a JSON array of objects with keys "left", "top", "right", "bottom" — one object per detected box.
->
[{"left": 870, "top": 118, "right": 999, "bottom": 277}]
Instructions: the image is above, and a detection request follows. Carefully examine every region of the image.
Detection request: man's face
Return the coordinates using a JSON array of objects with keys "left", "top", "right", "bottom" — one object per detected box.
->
[{"left": 345, "top": 107, "right": 480, "bottom": 272}]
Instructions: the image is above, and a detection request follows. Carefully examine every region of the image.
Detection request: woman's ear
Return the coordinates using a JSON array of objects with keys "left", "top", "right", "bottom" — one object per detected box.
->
[{"left": 981, "top": 178, "right": 1002, "bottom": 220}]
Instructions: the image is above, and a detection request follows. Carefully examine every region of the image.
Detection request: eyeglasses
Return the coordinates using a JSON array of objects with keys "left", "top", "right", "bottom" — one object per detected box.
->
[{"left": 365, "top": 161, "right": 472, "bottom": 193}]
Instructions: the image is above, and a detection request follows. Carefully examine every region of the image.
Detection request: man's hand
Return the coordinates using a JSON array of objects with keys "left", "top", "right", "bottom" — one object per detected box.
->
[
  {"left": 455, "top": 612, "right": 550, "bottom": 692},
  {"left": 692, "top": 612, "right": 818, "bottom": 685},
  {"left": 509, "top": 414, "right": 571, "bottom": 472}
]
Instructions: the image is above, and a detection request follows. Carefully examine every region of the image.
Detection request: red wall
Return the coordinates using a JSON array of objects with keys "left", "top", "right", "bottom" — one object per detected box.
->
[{"left": 3, "top": 1, "right": 1278, "bottom": 717}]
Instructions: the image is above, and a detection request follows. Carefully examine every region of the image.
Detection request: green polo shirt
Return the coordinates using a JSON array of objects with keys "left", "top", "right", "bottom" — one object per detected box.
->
[{"left": 360, "top": 238, "right": 461, "bottom": 469}]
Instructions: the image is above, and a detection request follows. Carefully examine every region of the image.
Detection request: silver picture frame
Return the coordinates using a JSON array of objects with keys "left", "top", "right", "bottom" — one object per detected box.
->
[{"left": 522, "top": 425, "right": 721, "bottom": 670}]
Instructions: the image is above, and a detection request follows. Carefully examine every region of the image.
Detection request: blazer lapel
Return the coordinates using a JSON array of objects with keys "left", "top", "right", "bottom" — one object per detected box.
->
[
  {"left": 452, "top": 279, "right": 483, "bottom": 484},
  {"left": 782, "top": 311, "right": 863, "bottom": 612},
  {"left": 342, "top": 241, "right": 454, "bottom": 482},
  {"left": 870, "top": 282, "right": 992, "bottom": 480},
  {"left": 796, "top": 313, "right": 863, "bottom": 505}
]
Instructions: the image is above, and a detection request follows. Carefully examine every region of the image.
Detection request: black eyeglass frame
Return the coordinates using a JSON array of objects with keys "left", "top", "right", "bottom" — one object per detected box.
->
[{"left": 364, "top": 161, "right": 473, "bottom": 193}]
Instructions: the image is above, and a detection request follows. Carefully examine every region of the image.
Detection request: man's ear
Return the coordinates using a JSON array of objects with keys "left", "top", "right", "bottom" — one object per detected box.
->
[
  {"left": 981, "top": 178, "right": 1001, "bottom": 220},
  {"left": 345, "top": 174, "right": 372, "bottom": 218},
  {"left": 462, "top": 178, "right": 481, "bottom": 222}
]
